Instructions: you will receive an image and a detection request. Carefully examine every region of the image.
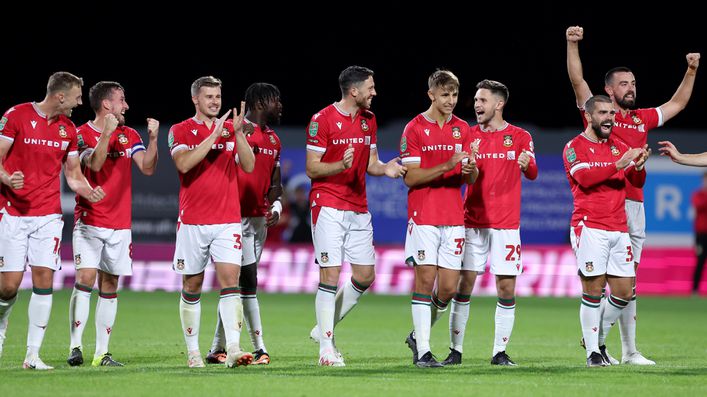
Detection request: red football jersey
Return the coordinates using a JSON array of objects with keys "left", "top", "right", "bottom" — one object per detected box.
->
[
  {"left": 464, "top": 123, "right": 536, "bottom": 229},
  {"left": 564, "top": 133, "right": 642, "bottom": 232},
  {"left": 238, "top": 119, "right": 281, "bottom": 217},
  {"left": 580, "top": 107, "right": 661, "bottom": 202},
  {"left": 0, "top": 102, "right": 79, "bottom": 216},
  {"left": 399, "top": 113, "right": 471, "bottom": 226},
  {"left": 74, "top": 122, "right": 145, "bottom": 229},
  {"left": 306, "top": 104, "right": 377, "bottom": 212},
  {"left": 169, "top": 117, "right": 240, "bottom": 225}
]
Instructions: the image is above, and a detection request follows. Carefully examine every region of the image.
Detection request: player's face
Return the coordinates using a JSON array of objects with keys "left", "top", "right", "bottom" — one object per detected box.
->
[
  {"left": 107, "top": 88, "right": 129, "bottom": 126},
  {"left": 353, "top": 76, "right": 376, "bottom": 110},
  {"left": 606, "top": 71, "right": 636, "bottom": 110},
  {"left": 590, "top": 102, "right": 615, "bottom": 139},
  {"left": 193, "top": 86, "right": 222, "bottom": 118},
  {"left": 429, "top": 85, "right": 458, "bottom": 116},
  {"left": 473, "top": 88, "right": 500, "bottom": 124},
  {"left": 59, "top": 85, "right": 83, "bottom": 117},
  {"left": 264, "top": 96, "right": 283, "bottom": 125}
]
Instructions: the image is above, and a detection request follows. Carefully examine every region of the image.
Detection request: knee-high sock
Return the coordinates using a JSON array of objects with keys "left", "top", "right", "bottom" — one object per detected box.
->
[
  {"left": 334, "top": 277, "right": 370, "bottom": 326},
  {"left": 27, "top": 288, "right": 53, "bottom": 357},
  {"left": 411, "top": 293, "right": 432, "bottom": 357},
  {"left": 218, "top": 288, "right": 243, "bottom": 351},
  {"left": 69, "top": 283, "right": 92, "bottom": 350},
  {"left": 209, "top": 303, "right": 225, "bottom": 352},
  {"left": 0, "top": 294, "right": 18, "bottom": 350},
  {"left": 180, "top": 290, "right": 201, "bottom": 352},
  {"left": 430, "top": 293, "right": 449, "bottom": 328},
  {"left": 316, "top": 283, "right": 337, "bottom": 353},
  {"left": 242, "top": 287, "right": 265, "bottom": 352},
  {"left": 599, "top": 294, "right": 629, "bottom": 346},
  {"left": 94, "top": 291, "right": 118, "bottom": 357},
  {"left": 449, "top": 294, "right": 470, "bottom": 353},
  {"left": 493, "top": 297, "right": 516, "bottom": 356},
  {"left": 618, "top": 287, "right": 637, "bottom": 355},
  {"left": 580, "top": 293, "right": 601, "bottom": 358}
]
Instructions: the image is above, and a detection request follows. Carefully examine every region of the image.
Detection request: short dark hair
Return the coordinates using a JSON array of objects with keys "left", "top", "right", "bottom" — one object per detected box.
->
[
  {"left": 476, "top": 79, "right": 509, "bottom": 103},
  {"left": 604, "top": 66, "right": 633, "bottom": 85},
  {"left": 89, "top": 81, "right": 124, "bottom": 113},
  {"left": 339, "top": 66, "right": 374, "bottom": 97},
  {"left": 245, "top": 83, "right": 280, "bottom": 112},
  {"left": 585, "top": 95, "right": 613, "bottom": 114},
  {"left": 191, "top": 76, "right": 222, "bottom": 97},
  {"left": 47, "top": 71, "right": 83, "bottom": 95},
  {"left": 428, "top": 69, "right": 459, "bottom": 91}
]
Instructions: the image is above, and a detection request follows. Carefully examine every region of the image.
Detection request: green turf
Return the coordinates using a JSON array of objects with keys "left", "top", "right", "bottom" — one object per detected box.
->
[{"left": 1, "top": 291, "right": 706, "bottom": 396}]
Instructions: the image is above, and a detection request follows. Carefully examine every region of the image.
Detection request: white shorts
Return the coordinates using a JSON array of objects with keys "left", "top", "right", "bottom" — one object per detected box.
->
[
  {"left": 311, "top": 206, "right": 375, "bottom": 267},
  {"left": 404, "top": 219, "right": 464, "bottom": 270},
  {"left": 570, "top": 223, "right": 635, "bottom": 277},
  {"left": 173, "top": 222, "right": 242, "bottom": 275},
  {"left": 0, "top": 209, "right": 63, "bottom": 272},
  {"left": 72, "top": 220, "right": 132, "bottom": 276},
  {"left": 463, "top": 228, "right": 523, "bottom": 275},
  {"left": 242, "top": 216, "right": 267, "bottom": 267},
  {"left": 625, "top": 200, "right": 645, "bottom": 265}
]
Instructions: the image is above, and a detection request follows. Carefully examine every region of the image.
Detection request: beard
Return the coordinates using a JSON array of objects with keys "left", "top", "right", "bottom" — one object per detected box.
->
[
  {"left": 616, "top": 93, "right": 637, "bottom": 110},
  {"left": 592, "top": 119, "right": 612, "bottom": 139}
]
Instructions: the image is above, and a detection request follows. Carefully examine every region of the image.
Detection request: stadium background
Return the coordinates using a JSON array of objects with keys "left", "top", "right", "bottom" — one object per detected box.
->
[{"left": 2, "top": 5, "right": 706, "bottom": 296}]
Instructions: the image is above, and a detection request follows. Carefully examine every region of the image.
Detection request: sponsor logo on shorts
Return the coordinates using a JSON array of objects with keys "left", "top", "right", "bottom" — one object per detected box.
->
[
  {"left": 417, "top": 250, "right": 425, "bottom": 261},
  {"left": 320, "top": 252, "right": 329, "bottom": 263},
  {"left": 585, "top": 261, "right": 594, "bottom": 272},
  {"left": 0, "top": 256, "right": 4, "bottom": 267},
  {"left": 177, "top": 259, "right": 185, "bottom": 270}
]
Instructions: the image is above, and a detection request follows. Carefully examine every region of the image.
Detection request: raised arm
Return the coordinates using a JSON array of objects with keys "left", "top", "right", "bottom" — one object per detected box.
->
[
  {"left": 566, "top": 26, "right": 593, "bottom": 108},
  {"left": 133, "top": 118, "right": 159, "bottom": 176},
  {"left": 233, "top": 102, "right": 255, "bottom": 173},
  {"left": 659, "top": 53, "right": 701, "bottom": 123},
  {"left": 659, "top": 140, "right": 707, "bottom": 167},
  {"left": 84, "top": 114, "right": 118, "bottom": 172}
]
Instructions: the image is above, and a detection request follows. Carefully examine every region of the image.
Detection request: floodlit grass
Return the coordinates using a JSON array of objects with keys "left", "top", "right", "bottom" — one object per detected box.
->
[{"left": 1, "top": 291, "right": 706, "bottom": 396}]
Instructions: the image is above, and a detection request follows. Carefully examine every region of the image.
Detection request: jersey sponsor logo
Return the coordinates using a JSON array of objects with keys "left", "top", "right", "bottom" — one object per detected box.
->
[
  {"left": 585, "top": 261, "right": 594, "bottom": 272},
  {"left": 610, "top": 145, "right": 620, "bottom": 156},
  {"left": 476, "top": 152, "right": 508, "bottom": 159},
  {"left": 452, "top": 126, "right": 461, "bottom": 139},
  {"left": 417, "top": 250, "right": 426, "bottom": 261},
  {"left": 254, "top": 146, "right": 278, "bottom": 157},
  {"left": 588, "top": 161, "right": 615, "bottom": 167},
  {"left": 308, "top": 122, "right": 318, "bottom": 137},
  {"left": 507, "top": 150, "right": 516, "bottom": 160},
  {"left": 107, "top": 149, "right": 133, "bottom": 158},
  {"left": 59, "top": 125, "right": 67, "bottom": 138},
  {"left": 364, "top": 136, "right": 371, "bottom": 146},
  {"left": 454, "top": 144, "right": 462, "bottom": 153},
  {"left": 566, "top": 147, "right": 577, "bottom": 163},
  {"left": 422, "top": 144, "right": 454, "bottom": 152},
  {"left": 185, "top": 143, "right": 231, "bottom": 151},
  {"left": 333, "top": 137, "right": 364, "bottom": 145},
  {"left": 503, "top": 134, "right": 513, "bottom": 147},
  {"left": 176, "top": 259, "right": 185, "bottom": 270},
  {"left": 118, "top": 133, "right": 129, "bottom": 145},
  {"left": 614, "top": 121, "right": 643, "bottom": 132},
  {"left": 0, "top": 116, "right": 8, "bottom": 132},
  {"left": 400, "top": 137, "right": 407, "bottom": 152},
  {"left": 30, "top": 120, "right": 37, "bottom": 129},
  {"left": 22, "top": 137, "right": 63, "bottom": 148},
  {"left": 360, "top": 118, "right": 369, "bottom": 131}
]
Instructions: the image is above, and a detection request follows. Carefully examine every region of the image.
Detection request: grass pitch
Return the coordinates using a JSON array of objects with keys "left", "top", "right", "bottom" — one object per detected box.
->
[{"left": 1, "top": 291, "right": 706, "bottom": 396}]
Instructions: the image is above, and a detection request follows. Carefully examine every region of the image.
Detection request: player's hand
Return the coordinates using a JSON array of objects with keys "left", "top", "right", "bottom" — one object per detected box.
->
[
  {"left": 445, "top": 151, "right": 469, "bottom": 172},
  {"left": 243, "top": 122, "right": 255, "bottom": 136},
  {"left": 104, "top": 114, "right": 119, "bottom": 135},
  {"left": 384, "top": 157, "right": 407, "bottom": 178},
  {"left": 147, "top": 118, "right": 160, "bottom": 139},
  {"left": 4, "top": 171, "right": 24, "bottom": 189},
  {"left": 265, "top": 208, "right": 280, "bottom": 227},
  {"left": 461, "top": 159, "right": 475, "bottom": 175},
  {"left": 687, "top": 53, "right": 701, "bottom": 71},
  {"left": 566, "top": 26, "right": 584, "bottom": 42},
  {"left": 616, "top": 148, "right": 642, "bottom": 169},
  {"left": 87, "top": 186, "right": 105, "bottom": 203},
  {"left": 518, "top": 149, "right": 531, "bottom": 171},
  {"left": 342, "top": 144, "right": 354, "bottom": 169},
  {"left": 658, "top": 140, "right": 683, "bottom": 162},
  {"left": 634, "top": 144, "right": 651, "bottom": 170},
  {"left": 231, "top": 101, "right": 247, "bottom": 135},
  {"left": 212, "top": 109, "right": 233, "bottom": 138}
]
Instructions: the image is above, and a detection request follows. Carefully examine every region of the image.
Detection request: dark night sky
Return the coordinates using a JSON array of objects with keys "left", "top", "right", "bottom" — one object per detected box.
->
[{"left": 3, "top": 5, "right": 705, "bottom": 132}]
